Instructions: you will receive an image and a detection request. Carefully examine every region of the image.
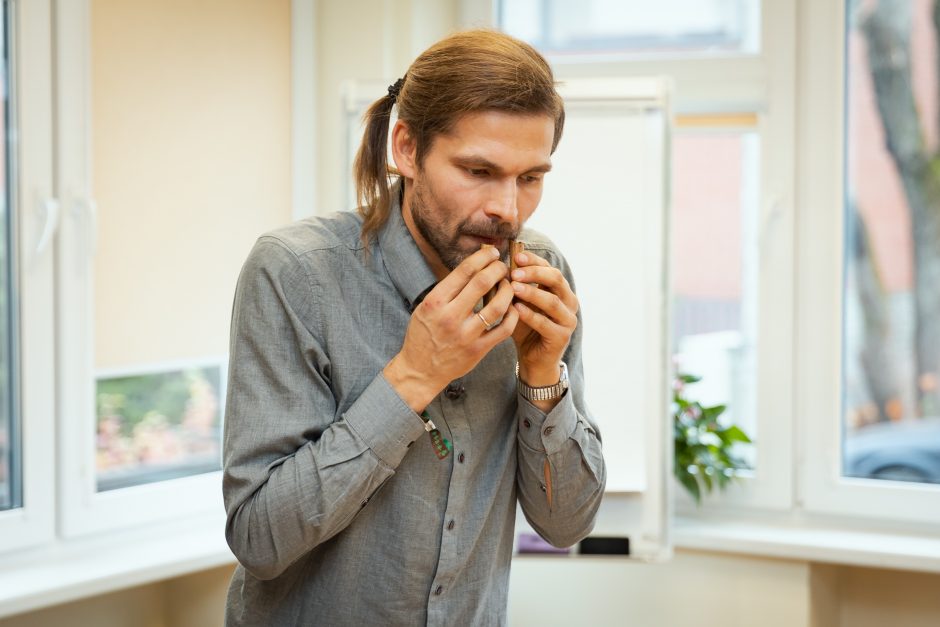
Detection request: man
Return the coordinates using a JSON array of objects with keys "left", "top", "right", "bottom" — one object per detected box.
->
[{"left": 223, "top": 29, "right": 606, "bottom": 626}]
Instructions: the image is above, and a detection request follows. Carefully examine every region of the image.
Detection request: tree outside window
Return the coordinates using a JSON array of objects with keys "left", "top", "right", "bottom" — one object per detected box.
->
[{"left": 843, "top": 0, "right": 940, "bottom": 485}]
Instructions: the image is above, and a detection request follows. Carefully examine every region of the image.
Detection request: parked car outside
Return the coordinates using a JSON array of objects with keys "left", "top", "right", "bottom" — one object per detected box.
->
[{"left": 844, "top": 417, "right": 940, "bottom": 484}]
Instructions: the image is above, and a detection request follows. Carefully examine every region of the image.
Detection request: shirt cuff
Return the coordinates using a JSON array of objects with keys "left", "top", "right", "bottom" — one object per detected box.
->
[
  {"left": 343, "top": 372, "right": 428, "bottom": 468},
  {"left": 516, "top": 390, "right": 579, "bottom": 455}
]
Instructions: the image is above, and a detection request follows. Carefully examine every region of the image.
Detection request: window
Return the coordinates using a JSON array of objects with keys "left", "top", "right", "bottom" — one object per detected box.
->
[
  {"left": 798, "top": 0, "right": 940, "bottom": 526},
  {"left": 95, "top": 361, "right": 224, "bottom": 492},
  {"left": 1, "top": 0, "right": 294, "bottom": 605},
  {"left": 498, "top": 0, "right": 760, "bottom": 57},
  {"left": 672, "top": 126, "right": 760, "bottom": 470},
  {"left": 842, "top": 0, "right": 940, "bottom": 487}
]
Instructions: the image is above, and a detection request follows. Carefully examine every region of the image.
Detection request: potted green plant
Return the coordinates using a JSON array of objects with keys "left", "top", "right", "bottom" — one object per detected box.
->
[{"left": 673, "top": 372, "right": 752, "bottom": 503}]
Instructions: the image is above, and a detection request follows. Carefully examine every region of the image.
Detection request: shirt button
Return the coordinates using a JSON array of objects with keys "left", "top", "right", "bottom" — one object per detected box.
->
[
  {"left": 458, "top": 452, "right": 465, "bottom": 463},
  {"left": 447, "top": 520, "right": 455, "bottom": 530},
  {"left": 434, "top": 585, "right": 443, "bottom": 595},
  {"left": 544, "top": 426, "right": 554, "bottom": 436},
  {"left": 539, "top": 483, "right": 547, "bottom": 493},
  {"left": 360, "top": 498, "right": 370, "bottom": 507},
  {"left": 523, "top": 419, "right": 531, "bottom": 429},
  {"left": 444, "top": 381, "right": 465, "bottom": 400}
]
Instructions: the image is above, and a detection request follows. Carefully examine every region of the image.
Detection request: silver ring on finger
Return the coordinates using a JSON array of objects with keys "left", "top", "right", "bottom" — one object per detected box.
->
[{"left": 477, "top": 311, "right": 497, "bottom": 332}]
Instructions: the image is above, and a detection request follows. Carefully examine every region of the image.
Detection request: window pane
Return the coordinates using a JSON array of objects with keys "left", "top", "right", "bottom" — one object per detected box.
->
[
  {"left": 96, "top": 363, "right": 223, "bottom": 492},
  {"left": 843, "top": 0, "right": 940, "bottom": 485},
  {"left": 0, "top": 0, "right": 15, "bottom": 512},
  {"left": 499, "top": 0, "right": 760, "bottom": 56},
  {"left": 672, "top": 131, "right": 759, "bottom": 469}
]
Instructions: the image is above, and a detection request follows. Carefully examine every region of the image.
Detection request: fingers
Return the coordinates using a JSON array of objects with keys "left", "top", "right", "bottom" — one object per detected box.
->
[
  {"left": 451, "top": 258, "right": 510, "bottom": 314},
  {"left": 432, "top": 246, "right": 502, "bottom": 302},
  {"left": 510, "top": 252, "right": 579, "bottom": 316},
  {"left": 513, "top": 300, "right": 565, "bottom": 340},
  {"left": 477, "top": 297, "right": 519, "bottom": 346},
  {"left": 511, "top": 280, "right": 578, "bottom": 330},
  {"left": 466, "top": 279, "right": 514, "bottom": 334}
]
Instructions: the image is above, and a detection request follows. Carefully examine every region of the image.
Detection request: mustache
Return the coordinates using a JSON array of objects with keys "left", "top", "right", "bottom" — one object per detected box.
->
[{"left": 458, "top": 221, "right": 518, "bottom": 240}]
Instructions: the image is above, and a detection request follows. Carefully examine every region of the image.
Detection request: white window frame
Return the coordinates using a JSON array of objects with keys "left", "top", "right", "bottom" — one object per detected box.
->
[
  {"left": 796, "top": 0, "right": 940, "bottom": 525},
  {"left": 463, "top": 0, "right": 797, "bottom": 513},
  {"left": 0, "top": 0, "right": 57, "bottom": 554},
  {"left": 53, "top": 0, "right": 222, "bottom": 538}
]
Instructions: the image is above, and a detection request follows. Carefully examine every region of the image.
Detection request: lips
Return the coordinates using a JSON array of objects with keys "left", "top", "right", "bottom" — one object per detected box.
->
[{"left": 464, "top": 233, "right": 509, "bottom": 247}]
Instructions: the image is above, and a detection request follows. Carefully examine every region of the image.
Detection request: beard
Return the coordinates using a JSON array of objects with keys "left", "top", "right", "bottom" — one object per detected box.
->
[{"left": 409, "top": 173, "right": 518, "bottom": 271}]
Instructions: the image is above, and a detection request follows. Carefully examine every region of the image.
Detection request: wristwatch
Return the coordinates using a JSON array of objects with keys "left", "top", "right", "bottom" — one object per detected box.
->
[{"left": 515, "top": 361, "right": 569, "bottom": 402}]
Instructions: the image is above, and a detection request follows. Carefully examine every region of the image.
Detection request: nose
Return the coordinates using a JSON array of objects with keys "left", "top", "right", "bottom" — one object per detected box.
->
[{"left": 483, "top": 179, "right": 518, "bottom": 224}]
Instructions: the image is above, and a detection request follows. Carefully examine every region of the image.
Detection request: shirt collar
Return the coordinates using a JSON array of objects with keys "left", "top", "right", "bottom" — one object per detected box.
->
[{"left": 377, "top": 180, "right": 438, "bottom": 312}]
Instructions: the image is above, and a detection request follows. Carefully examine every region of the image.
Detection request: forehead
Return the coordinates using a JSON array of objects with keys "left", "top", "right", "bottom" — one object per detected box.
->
[{"left": 430, "top": 110, "right": 555, "bottom": 171}]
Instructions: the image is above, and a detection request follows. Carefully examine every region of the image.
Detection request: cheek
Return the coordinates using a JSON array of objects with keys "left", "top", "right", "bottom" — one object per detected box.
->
[
  {"left": 444, "top": 179, "right": 488, "bottom": 215},
  {"left": 517, "top": 185, "right": 544, "bottom": 221}
]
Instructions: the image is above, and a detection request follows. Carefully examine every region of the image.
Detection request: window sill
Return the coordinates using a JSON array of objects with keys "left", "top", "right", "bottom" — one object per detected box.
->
[
  {"left": 674, "top": 515, "right": 940, "bottom": 573},
  {"left": 5, "top": 511, "right": 940, "bottom": 620},
  {"left": 0, "top": 512, "right": 235, "bottom": 620}
]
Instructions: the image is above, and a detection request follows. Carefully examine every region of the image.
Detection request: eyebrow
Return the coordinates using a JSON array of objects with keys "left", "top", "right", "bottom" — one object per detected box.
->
[{"left": 455, "top": 155, "right": 553, "bottom": 175}]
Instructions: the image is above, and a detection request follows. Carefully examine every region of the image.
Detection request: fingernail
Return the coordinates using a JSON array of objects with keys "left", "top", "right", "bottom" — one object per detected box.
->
[
  {"left": 491, "top": 247, "right": 501, "bottom": 258},
  {"left": 515, "top": 302, "right": 528, "bottom": 313},
  {"left": 511, "top": 269, "right": 524, "bottom": 280},
  {"left": 517, "top": 253, "right": 528, "bottom": 263},
  {"left": 512, "top": 281, "right": 524, "bottom": 293}
]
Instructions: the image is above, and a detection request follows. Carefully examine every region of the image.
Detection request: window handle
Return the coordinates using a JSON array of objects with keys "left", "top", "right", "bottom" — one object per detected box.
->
[{"left": 35, "top": 196, "right": 60, "bottom": 256}]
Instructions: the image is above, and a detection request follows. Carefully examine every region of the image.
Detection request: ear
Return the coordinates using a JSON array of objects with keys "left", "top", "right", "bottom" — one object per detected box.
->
[{"left": 390, "top": 120, "right": 418, "bottom": 179}]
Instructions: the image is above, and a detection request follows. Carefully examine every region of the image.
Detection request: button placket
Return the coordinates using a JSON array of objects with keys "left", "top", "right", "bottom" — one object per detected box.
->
[{"left": 431, "top": 396, "right": 467, "bottom": 605}]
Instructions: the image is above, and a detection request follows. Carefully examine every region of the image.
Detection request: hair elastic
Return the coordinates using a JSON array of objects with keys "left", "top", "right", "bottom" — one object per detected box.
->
[{"left": 387, "top": 77, "right": 405, "bottom": 101}]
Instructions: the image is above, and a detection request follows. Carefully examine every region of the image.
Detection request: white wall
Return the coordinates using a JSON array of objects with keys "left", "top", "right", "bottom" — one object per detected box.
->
[
  {"left": 314, "top": 0, "right": 458, "bottom": 215},
  {"left": 91, "top": 0, "right": 293, "bottom": 369},
  {"left": 509, "top": 551, "right": 810, "bottom": 627}
]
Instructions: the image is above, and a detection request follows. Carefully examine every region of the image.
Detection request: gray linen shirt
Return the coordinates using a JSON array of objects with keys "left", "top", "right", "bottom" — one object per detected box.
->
[{"left": 223, "top": 189, "right": 606, "bottom": 626}]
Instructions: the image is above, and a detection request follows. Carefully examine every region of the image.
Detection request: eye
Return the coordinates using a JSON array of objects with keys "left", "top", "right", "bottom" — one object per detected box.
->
[
  {"left": 520, "top": 174, "right": 542, "bottom": 184},
  {"left": 466, "top": 168, "right": 489, "bottom": 178}
]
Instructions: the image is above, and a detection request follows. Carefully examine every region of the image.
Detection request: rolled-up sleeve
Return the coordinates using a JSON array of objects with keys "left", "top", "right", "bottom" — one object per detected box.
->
[{"left": 222, "top": 237, "right": 426, "bottom": 580}]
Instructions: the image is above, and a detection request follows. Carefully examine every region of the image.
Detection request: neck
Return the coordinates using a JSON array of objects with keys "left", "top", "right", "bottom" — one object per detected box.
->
[{"left": 400, "top": 180, "right": 450, "bottom": 281}]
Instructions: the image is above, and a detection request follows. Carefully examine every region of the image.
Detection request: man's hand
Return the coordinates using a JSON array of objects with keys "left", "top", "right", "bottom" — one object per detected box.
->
[
  {"left": 384, "top": 246, "right": 519, "bottom": 412},
  {"left": 510, "top": 251, "right": 579, "bottom": 409}
]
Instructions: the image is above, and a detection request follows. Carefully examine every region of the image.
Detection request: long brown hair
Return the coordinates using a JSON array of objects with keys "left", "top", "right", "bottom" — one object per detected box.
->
[{"left": 353, "top": 29, "right": 565, "bottom": 245}]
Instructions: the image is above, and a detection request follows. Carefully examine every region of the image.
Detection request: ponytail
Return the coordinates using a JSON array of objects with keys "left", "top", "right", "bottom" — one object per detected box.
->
[{"left": 353, "top": 89, "right": 398, "bottom": 248}]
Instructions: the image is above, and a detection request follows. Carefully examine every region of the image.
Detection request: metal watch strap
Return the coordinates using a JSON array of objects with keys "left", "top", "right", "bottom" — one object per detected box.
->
[{"left": 515, "top": 361, "right": 569, "bottom": 402}]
